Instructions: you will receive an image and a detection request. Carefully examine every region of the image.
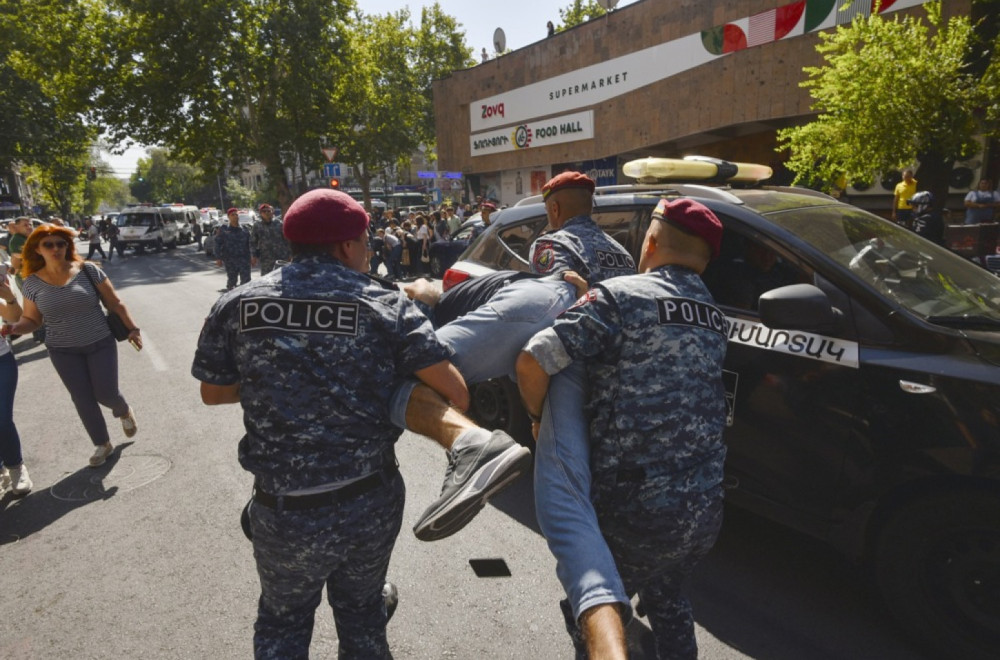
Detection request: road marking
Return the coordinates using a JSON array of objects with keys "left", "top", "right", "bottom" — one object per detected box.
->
[{"left": 140, "top": 334, "right": 169, "bottom": 372}]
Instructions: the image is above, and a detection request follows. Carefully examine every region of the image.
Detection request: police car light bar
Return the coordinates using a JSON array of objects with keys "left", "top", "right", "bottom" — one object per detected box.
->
[{"left": 623, "top": 156, "right": 772, "bottom": 184}]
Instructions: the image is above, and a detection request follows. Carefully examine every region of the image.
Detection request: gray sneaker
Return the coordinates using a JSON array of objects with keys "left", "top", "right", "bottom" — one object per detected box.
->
[
  {"left": 10, "top": 464, "right": 32, "bottom": 496},
  {"left": 413, "top": 430, "right": 531, "bottom": 541}
]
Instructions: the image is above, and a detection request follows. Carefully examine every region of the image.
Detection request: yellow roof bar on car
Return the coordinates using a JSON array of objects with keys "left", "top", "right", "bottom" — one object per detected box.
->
[{"left": 623, "top": 156, "right": 773, "bottom": 184}]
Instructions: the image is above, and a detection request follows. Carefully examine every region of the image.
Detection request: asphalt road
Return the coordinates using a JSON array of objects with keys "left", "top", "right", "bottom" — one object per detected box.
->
[{"left": 0, "top": 242, "right": 928, "bottom": 659}]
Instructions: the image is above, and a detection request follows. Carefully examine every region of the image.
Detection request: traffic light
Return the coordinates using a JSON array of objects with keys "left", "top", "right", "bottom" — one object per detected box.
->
[
  {"left": 330, "top": 178, "right": 340, "bottom": 189},
  {"left": 87, "top": 166, "right": 97, "bottom": 181}
]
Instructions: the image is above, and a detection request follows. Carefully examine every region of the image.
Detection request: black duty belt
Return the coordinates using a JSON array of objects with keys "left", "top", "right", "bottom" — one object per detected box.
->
[{"left": 252, "top": 463, "right": 398, "bottom": 511}]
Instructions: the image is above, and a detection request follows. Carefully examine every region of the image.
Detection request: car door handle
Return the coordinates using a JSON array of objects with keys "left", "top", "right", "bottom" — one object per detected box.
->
[{"left": 899, "top": 380, "right": 936, "bottom": 394}]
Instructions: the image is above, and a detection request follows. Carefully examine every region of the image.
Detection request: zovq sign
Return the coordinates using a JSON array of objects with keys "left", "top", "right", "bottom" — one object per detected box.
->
[{"left": 471, "top": 111, "right": 594, "bottom": 156}]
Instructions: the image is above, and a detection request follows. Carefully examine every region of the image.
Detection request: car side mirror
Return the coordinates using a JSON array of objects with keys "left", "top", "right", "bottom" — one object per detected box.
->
[{"left": 758, "top": 284, "right": 843, "bottom": 334}]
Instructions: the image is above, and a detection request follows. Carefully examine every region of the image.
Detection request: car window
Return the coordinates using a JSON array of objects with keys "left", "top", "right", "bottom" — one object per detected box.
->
[
  {"left": 702, "top": 226, "right": 812, "bottom": 313},
  {"left": 498, "top": 217, "right": 547, "bottom": 264},
  {"left": 454, "top": 226, "right": 474, "bottom": 240},
  {"left": 592, "top": 208, "right": 645, "bottom": 256},
  {"left": 120, "top": 213, "right": 153, "bottom": 227},
  {"left": 769, "top": 204, "right": 1000, "bottom": 322}
]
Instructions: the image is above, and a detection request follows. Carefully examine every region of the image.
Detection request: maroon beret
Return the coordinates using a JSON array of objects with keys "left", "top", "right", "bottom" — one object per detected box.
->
[
  {"left": 542, "top": 171, "right": 595, "bottom": 200},
  {"left": 283, "top": 189, "right": 369, "bottom": 244},
  {"left": 226, "top": 207, "right": 239, "bottom": 215},
  {"left": 480, "top": 201, "right": 496, "bottom": 211},
  {"left": 258, "top": 203, "right": 272, "bottom": 211},
  {"left": 653, "top": 198, "right": 723, "bottom": 259}
]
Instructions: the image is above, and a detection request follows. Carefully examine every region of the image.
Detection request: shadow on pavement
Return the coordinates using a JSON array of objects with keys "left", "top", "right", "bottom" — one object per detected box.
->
[{"left": 0, "top": 442, "right": 135, "bottom": 546}]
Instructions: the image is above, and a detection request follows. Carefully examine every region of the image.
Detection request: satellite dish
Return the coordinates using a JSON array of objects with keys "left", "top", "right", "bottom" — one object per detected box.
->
[
  {"left": 493, "top": 27, "right": 506, "bottom": 54},
  {"left": 597, "top": 0, "right": 619, "bottom": 8}
]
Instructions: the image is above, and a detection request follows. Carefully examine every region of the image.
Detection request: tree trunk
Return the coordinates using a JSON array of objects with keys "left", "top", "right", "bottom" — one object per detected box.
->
[{"left": 915, "top": 152, "right": 953, "bottom": 214}]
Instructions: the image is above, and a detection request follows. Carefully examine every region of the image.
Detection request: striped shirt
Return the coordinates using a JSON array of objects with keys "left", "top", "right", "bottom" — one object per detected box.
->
[{"left": 22, "top": 263, "right": 112, "bottom": 348}]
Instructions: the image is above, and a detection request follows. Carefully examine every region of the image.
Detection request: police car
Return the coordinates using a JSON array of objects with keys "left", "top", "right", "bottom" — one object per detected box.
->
[{"left": 443, "top": 156, "right": 1000, "bottom": 659}]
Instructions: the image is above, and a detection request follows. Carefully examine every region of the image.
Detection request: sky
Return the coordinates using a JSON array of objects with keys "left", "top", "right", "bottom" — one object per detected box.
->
[{"left": 104, "top": 0, "right": 639, "bottom": 177}]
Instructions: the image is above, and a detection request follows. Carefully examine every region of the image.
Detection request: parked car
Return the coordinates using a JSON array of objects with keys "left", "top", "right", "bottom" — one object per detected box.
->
[
  {"left": 163, "top": 204, "right": 198, "bottom": 245},
  {"left": 442, "top": 156, "right": 1000, "bottom": 659},
  {"left": 115, "top": 205, "right": 179, "bottom": 253}
]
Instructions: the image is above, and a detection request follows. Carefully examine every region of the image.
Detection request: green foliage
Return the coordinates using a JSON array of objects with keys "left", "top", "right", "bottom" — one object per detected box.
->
[
  {"left": 130, "top": 148, "right": 205, "bottom": 204},
  {"left": 777, "top": 2, "right": 998, "bottom": 197},
  {"left": 225, "top": 176, "right": 256, "bottom": 209},
  {"left": 333, "top": 4, "right": 472, "bottom": 209},
  {"left": 557, "top": 0, "right": 608, "bottom": 30}
]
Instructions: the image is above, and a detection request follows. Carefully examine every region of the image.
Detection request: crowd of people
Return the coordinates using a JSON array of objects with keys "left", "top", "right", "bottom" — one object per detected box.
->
[{"left": 367, "top": 203, "right": 480, "bottom": 281}]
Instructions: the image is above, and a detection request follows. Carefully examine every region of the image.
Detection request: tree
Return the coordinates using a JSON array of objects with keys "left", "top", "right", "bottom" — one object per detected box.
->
[
  {"left": 1, "top": 0, "right": 111, "bottom": 200},
  {"left": 776, "top": 2, "right": 999, "bottom": 204},
  {"left": 557, "top": 0, "right": 608, "bottom": 30},
  {"left": 101, "top": 0, "right": 355, "bottom": 211},
  {"left": 130, "top": 148, "right": 205, "bottom": 204},
  {"left": 332, "top": 5, "right": 472, "bottom": 210}
]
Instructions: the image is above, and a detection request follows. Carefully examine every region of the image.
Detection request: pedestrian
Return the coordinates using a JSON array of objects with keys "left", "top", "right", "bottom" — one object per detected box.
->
[
  {"left": 910, "top": 191, "right": 944, "bottom": 245},
  {"left": 382, "top": 222, "right": 402, "bottom": 280},
  {"left": 891, "top": 168, "right": 918, "bottom": 228},
  {"left": 963, "top": 178, "right": 1000, "bottom": 224},
  {"left": 547, "top": 20, "right": 555, "bottom": 37},
  {"left": 249, "top": 203, "right": 290, "bottom": 275},
  {"left": 370, "top": 227, "right": 385, "bottom": 275},
  {"left": 106, "top": 220, "right": 123, "bottom": 260},
  {"left": 517, "top": 198, "right": 729, "bottom": 659},
  {"left": 0, "top": 272, "right": 31, "bottom": 496},
  {"left": 215, "top": 208, "right": 255, "bottom": 290},
  {"left": 2, "top": 225, "right": 141, "bottom": 468},
  {"left": 85, "top": 218, "right": 108, "bottom": 261},
  {"left": 469, "top": 202, "right": 495, "bottom": 240},
  {"left": 414, "top": 215, "right": 431, "bottom": 274},
  {"left": 192, "top": 189, "right": 471, "bottom": 659}
]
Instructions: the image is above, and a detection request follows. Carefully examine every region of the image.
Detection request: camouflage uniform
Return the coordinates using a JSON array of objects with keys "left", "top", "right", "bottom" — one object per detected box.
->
[
  {"left": 526, "top": 264, "right": 728, "bottom": 659},
  {"left": 192, "top": 253, "right": 451, "bottom": 659},
  {"left": 250, "top": 219, "right": 291, "bottom": 275},
  {"left": 529, "top": 214, "right": 636, "bottom": 283},
  {"left": 215, "top": 224, "right": 252, "bottom": 289}
]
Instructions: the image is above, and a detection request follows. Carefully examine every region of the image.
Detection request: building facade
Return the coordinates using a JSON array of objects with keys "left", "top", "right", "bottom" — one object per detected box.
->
[{"left": 433, "top": 0, "right": 977, "bottom": 209}]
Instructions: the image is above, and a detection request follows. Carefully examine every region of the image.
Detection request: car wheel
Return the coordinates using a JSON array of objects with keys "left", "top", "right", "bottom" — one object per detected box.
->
[
  {"left": 430, "top": 254, "right": 445, "bottom": 278},
  {"left": 167, "top": 236, "right": 177, "bottom": 249},
  {"left": 873, "top": 491, "right": 1000, "bottom": 660},
  {"left": 467, "top": 377, "right": 533, "bottom": 448}
]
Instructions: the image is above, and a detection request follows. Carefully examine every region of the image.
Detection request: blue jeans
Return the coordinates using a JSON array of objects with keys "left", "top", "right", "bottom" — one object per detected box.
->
[
  {"left": 0, "top": 351, "right": 23, "bottom": 468},
  {"left": 388, "top": 277, "right": 627, "bottom": 619}
]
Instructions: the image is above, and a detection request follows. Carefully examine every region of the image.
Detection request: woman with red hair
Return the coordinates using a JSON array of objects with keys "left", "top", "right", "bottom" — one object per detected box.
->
[{"left": 2, "top": 225, "right": 142, "bottom": 467}]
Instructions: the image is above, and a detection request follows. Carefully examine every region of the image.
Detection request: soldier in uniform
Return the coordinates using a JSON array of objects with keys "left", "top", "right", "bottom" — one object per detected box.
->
[
  {"left": 250, "top": 203, "right": 290, "bottom": 275},
  {"left": 215, "top": 207, "right": 255, "bottom": 290},
  {"left": 517, "top": 198, "right": 729, "bottom": 659},
  {"left": 192, "top": 189, "right": 470, "bottom": 659}
]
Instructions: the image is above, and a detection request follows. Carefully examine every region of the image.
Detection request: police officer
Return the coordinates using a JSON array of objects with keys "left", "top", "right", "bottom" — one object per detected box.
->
[
  {"left": 215, "top": 208, "right": 255, "bottom": 290},
  {"left": 250, "top": 203, "right": 290, "bottom": 275},
  {"left": 192, "top": 189, "right": 469, "bottom": 659},
  {"left": 518, "top": 198, "right": 728, "bottom": 659}
]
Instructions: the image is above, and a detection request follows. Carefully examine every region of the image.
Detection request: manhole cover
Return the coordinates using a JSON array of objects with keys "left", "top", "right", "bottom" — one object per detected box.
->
[{"left": 50, "top": 454, "right": 172, "bottom": 501}]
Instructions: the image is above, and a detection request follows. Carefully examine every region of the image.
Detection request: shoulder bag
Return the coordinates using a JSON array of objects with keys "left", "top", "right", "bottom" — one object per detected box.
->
[{"left": 81, "top": 263, "right": 130, "bottom": 341}]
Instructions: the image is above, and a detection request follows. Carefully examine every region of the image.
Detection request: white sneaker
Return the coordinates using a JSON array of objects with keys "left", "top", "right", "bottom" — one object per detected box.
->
[
  {"left": 9, "top": 464, "right": 32, "bottom": 496},
  {"left": 120, "top": 408, "right": 137, "bottom": 438},
  {"left": 0, "top": 466, "right": 9, "bottom": 493},
  {"left": 89, "top": 443, "right": 114, "bottom": 467}
]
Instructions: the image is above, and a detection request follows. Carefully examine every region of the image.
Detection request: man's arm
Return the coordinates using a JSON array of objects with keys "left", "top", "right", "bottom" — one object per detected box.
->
[
  {"left": 515, "top": 351, "right": 549, "bottom": 423},
  {"left": 200, "top": 381, "right": 241, "bottom": 405},
  {"left": 414, "top": 359, "right": 469, "bottom": 412}
]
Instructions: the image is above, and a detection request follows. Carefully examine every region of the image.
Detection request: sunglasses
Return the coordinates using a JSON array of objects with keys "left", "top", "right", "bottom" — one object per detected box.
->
[{"left": 40, "top": 240, "right": 68, "bottom": 249}]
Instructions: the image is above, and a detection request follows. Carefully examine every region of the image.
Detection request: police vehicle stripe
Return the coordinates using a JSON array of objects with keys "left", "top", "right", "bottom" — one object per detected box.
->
[
  {"left": 724, "top": 316, "right": 859, "bottom": 368},
  {"left": 240, "top": 297, "right": 360, "bottom": 336}
]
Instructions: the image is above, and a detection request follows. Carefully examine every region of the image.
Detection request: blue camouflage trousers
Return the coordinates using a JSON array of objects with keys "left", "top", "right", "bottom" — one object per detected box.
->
[
  {"left": 593, "top": 483, "right": 724, "bottom": 660},
  {"left": 249, "top": 470, "right": 405, "bottom": 659},
  {"left": 224, "top": 259, "right": 251, "bottom": 289}
]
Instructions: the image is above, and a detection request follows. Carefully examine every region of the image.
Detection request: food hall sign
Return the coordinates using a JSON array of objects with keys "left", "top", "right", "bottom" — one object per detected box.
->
[{"left": 470, "top": 111, "right": 594, "bottom": 157}]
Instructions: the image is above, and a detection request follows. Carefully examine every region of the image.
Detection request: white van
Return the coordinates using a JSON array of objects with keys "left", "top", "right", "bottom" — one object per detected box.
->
[
  {"left": 116, "top": 206, "right": 179, "bottom": 253},
  {"left": 164, "top": 204, "right": 199, "bottom": 244}
]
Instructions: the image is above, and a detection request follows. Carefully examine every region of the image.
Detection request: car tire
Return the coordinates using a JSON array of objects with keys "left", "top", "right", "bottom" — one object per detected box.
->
[
  {"left": 467, "top": 377, "right": 534, "bottom": 448},
  {"left": 167, "top": 236, "right": 177, "bottom": 250},
  {"left": 873, "top": 490, "right": 1000, "bottom": 660},
  {"left": 430, "top": 254, "right": 445, "bottom": 278}
]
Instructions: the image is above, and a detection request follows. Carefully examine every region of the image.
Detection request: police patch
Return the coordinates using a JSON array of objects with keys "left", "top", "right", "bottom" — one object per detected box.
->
[
  {"left": 596, "top": 250, "right": 635, "bottom": 270},
  {"left": 534, "top": 244, "right": 556, "bottom": 273},
  {"left": 569, "top": 289, "right": 598, "bottom": 310},
  {"left": 240, "top": 297, "right": 360, "bottom": 336},
  {"left": 656, "top": 296, "right": 726, "bottom": 334}
]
